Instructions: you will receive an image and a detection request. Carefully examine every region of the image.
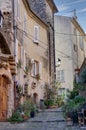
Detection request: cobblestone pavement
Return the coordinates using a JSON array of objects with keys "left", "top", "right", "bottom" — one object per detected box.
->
[{"left": 0, "top": 108, "right": 83, "bottom": 130}]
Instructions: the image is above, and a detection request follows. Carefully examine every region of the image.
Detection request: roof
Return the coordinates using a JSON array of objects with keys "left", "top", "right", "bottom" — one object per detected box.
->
[
  {"left": 46, "top": 0, "right": 58, "bottom": 13},
  {"left": 22, "top": 0, "right": 48, "bottom": 28},
  {"left": 71, "top": 17, "right": 86, "bottom": 37}
]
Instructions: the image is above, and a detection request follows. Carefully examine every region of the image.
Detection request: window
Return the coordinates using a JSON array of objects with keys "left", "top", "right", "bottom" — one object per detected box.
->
[
  {"left": 0, "top": 10, "right": 3, "bottom": 28},
  {"left": 79, "top": 36, "right": 84, "bottom": 50},
  {"left": 16, "top": 39, "right": 18, "bottom": 63},
  {"left": 31, "top": 60, "right": 42, "bottom": 79},
  {"left": 23, "top": 50, "right": 26, "bottom": 69},
  {"left": 57, "top": 70, "right": 65, "bottom": 82},
  {"left": 15, "top": 0, "right": 20, "bottom": 19},
  {"left": 74, "top": 28, "right": 76, "bottom": 35},
  {"left": 23, "top": 13, "right": 27, "bottom": 33},
  {"left": 20, "top": 47, "right": 27, "bottom": 69},
  {"left": 34, "top": 26, "right": 39, "bottom": 43},
  {"left": 18, "top": 43, "right": 21, "bottom": 61},
  {"left": 31, "top": 60, "right": 39, "bottom": 76},
  {"left": 74, "top": 44, "right": 77, "bottom": 52}
]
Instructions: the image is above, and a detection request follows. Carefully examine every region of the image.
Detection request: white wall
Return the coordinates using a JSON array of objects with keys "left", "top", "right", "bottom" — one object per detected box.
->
[{"left": 54, "top": 15, "right": 85, "bottom": 95}]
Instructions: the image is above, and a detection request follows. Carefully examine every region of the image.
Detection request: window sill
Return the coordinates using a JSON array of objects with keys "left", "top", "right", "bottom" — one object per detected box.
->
[
  {"left": 33, "top": 41, "right": 39, "bottom": 45},
  {"left": 31, "top": 74, "right": 40, "bottom": 80}
]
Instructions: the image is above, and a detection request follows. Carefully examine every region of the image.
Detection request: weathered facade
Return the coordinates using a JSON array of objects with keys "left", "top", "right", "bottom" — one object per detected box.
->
[
  {"left": 0, "top": 0, "right": 16, "bottom": 121},
  {"left": 14, "top": 0, "right": 49, "bottom": 107},
  {"left": 0, "top": 0, "right": 49, "bottom": 120},
  {"left": 54, "top": 15, "right": 86, "bottom": 98},
  {"left": 29, "top": 0, "right": 58, "bottom": 81}
]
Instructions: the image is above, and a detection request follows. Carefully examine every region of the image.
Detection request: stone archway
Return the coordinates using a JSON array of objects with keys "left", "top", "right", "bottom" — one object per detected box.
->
[
  {"left": 0, "top": 32, "right": 15, "bottom": 121},
  {"left": 33, "top": 93, "right": 38, "bottom": 106}
]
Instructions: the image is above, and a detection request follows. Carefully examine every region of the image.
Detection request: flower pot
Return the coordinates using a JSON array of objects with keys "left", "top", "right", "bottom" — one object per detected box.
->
[
  {"left": 23, "top": 115, "right": 29, "bottom": 121},
  {"left": 71, "top": 111, "right": 78, "bottom": 125},
  {"left": 30, "top": 111, "right": 35, "bottom": 118},
  {"left": 66, "top": 117, "right": 73, "bottom": 126}
]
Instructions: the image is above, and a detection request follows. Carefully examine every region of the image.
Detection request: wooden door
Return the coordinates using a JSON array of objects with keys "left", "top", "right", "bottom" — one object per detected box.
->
[
  {"left": 33, "top": 93, "right": 38, "bottom": 105},
  {"left": 0, "top": 76, "right": 8, "bottom": 121}
]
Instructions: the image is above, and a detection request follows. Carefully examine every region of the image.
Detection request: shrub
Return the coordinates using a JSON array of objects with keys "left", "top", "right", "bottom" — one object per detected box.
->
[
  {"left": 8, "top": 110, "right": 23, "bottom": 123},
  {"left": 63, "top": 96, "right": 86, "bottom": 118},
  {"left": 55, "top": 95, "right": 64, "bottom": 107},
  {"left": 44, "top": 99, "right": 54, "bottom": 108}
]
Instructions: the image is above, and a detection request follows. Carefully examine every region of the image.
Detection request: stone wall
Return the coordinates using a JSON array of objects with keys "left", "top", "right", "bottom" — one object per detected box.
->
[
  {"left": 29, "top": 0, "right": 56, "bottom": 81},
  {"left": 0, "top": 0, "right": 14, "bottom": 118},
  {"left": 0, "top": 0, "right": 13, "bottom": 55},
  {"left": 2, "top": 12, "right": 13, "bottom": 55}
]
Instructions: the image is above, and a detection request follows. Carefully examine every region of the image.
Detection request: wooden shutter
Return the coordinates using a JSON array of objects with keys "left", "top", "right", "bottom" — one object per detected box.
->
[
  {"left": 23, "top": 13, "right": 27, "bottom": 33},
  {"left": 23, "top": 50, "right": 26, "bottom": 69},
  {"left": 14, "top": 0, "right": 17, "bottom": 17},
  {"left": 16, "top": 39, "right": 18, "bottom": 63},
  {"left": 35, "top": 61, "right": 39, "bottom": 75},
  {"left": 39, "top": 62, "right": 42, "bottom": 79},
  {"left": 31, "top": 59, "right": 35, "bottom": 76},
  {"left": 34, "top": 26, "right": 39, "bottom": 43},
  {"left": 20, "top": 46, "right": 24, "bottom": 67}
]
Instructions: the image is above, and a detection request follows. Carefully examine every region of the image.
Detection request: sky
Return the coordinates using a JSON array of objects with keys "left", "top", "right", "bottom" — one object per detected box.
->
[{"left": 54, "top": 0, "right": 86, "bottom": 32}]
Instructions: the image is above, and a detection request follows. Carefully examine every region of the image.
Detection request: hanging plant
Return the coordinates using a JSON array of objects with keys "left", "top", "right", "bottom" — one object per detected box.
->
[
  {"left": 16, "top": 84, "right": 23, "bottom": 98},
  {"left": 16, "top": 57, "right": 32, "bottom": 75}
]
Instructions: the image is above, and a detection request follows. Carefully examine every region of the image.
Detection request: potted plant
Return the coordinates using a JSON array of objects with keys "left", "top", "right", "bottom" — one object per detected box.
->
[
  {"left": 30, "top": 103, "right": 36, "bottom": 118},
  {"left": 22, "top": 100, "right": 31, "bottom": 120}
]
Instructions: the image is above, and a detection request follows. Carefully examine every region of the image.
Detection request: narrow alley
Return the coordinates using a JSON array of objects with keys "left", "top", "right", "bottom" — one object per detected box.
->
[{"left": 0, "top": 108, "right": 81, "bottom": 130}]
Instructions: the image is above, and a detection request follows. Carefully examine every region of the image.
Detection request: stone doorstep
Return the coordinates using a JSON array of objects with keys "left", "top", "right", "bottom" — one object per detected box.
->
[
  {"left": 28, "top": 119, "right": 65, "bottom": 123},
  {"left": 39, "top": 109, "right": 63, "bottom": 113},
  {"left": 80, "top": 126, "right": 86, "bottom": 129}
]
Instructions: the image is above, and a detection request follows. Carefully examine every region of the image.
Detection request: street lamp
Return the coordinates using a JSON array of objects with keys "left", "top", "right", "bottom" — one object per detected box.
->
[
  {"left": 56, "top": 58, "right": 61, "bottom": 67},
  {"left": 0, "top": 10, "right": 4, "bottom": 28}
]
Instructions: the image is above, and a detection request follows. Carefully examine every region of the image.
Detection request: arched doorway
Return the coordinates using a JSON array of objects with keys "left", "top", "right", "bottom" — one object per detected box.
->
[
  {"left": 0, "top": 75, "right": 9, "bottom": 121},
  {"left": 33, "top": 93, "right": 38, "bottom": 106}
]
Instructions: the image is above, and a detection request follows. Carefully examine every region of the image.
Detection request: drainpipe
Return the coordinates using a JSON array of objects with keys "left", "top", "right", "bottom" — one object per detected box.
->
[
  {"left": 53, "top": 13, "right": 56, "bottom": 80},
  {"left": 12, "top": 0, "right": 17, "bottom": 109},
  {"left": 47, "top": 17, "right": 56, "bottom": 81}
]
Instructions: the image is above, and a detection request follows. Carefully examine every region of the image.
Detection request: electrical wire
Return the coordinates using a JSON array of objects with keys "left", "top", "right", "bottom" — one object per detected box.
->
[
  {"left": 16, "top": 27, "right": 79, "bottom": 61},
  {"left": 16, "top": 27, "right": 48, "bottom": 50},
  {"left": 55, "top": 31, "right": 86, "bottom": 37}
]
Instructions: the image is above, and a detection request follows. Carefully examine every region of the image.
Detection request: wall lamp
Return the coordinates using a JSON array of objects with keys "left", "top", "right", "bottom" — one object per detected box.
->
[
  {"left": 56, "top": 58, "right": 61, "bottom": 67},
  {"left": 0, "top": 10, "right": 4, "bottom": 28}
]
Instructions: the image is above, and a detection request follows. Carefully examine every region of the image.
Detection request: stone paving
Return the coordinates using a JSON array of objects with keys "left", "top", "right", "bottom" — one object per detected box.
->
[{"left": 0, "top": 108, "right": 84, "bottom": 130}]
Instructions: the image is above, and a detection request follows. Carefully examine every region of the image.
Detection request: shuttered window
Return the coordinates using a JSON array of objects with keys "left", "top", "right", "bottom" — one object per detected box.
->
[
  {"left": 79, "top": 36, "right": 84, "bottom": 50},
  {"left": 16, "top": 39, "right": 18, "bottom": 63},
  {"left": 23, "top": 13, "right": 27, "bottom": 33},
  {"left": 31, "top": 60, "right": 39, "bottom": 76},
  {"left": 39, "top": 62, "right": 42, "bottom": 79},
  {"left": 0, "top": 11, "right": 3, "bottom": 28},
  {"left": 31, "top": 60, "right": 42, "bottom": 79},
  {"left": 15, "top": 0, "right": 20, "bottom": 19},
  {"left": 34, "top": 26, "right": 39, "bottom": 43},
  {"left": 57, "top": 70, "right": 65, "bottom": 82}
]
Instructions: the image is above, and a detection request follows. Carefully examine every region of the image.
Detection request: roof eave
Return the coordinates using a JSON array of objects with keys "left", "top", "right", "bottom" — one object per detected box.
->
[{"left": 46, "top": 0, "right": 58, "bottom": 13}]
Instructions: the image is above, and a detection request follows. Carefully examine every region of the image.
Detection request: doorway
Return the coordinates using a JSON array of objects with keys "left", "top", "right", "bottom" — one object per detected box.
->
[
  {"left": 0, "top": 75, "right": 8, "bottom": 121},
  {"left": 33, "top": 93, "right": 38, "bottom": 106}
]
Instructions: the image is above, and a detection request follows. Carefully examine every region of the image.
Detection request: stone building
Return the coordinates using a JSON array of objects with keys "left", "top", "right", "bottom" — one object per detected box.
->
[
  {"left": 54, "top": 15, "right": 86, "bottom": 98},
  {"left": 14, "top": 0, "right": 49, "bottom": 107},
  {"left": 0, "top": 0, "right": 16, "bottom": 121},
  {"left": 29, "top": 0, "right": 58, "bottom": 81},
  {"left": 0, "top": 0, "right": 50, "bottom": 120}
]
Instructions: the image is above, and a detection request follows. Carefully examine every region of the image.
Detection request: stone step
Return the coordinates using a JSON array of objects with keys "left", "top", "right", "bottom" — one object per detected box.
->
[{"left": 28, "top": 119, "right": 65, "bottom": 123}]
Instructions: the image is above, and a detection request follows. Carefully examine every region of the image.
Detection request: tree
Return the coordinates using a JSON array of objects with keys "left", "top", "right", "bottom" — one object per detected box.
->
[{"left": 44, "top": 81, "right": 60, "bottom": 107}]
